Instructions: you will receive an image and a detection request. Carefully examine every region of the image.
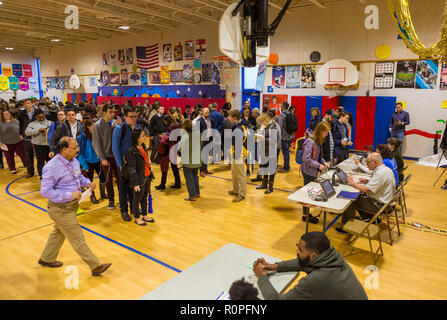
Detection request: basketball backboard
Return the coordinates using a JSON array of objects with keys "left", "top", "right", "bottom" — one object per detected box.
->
[{"left": 317, "top": 59, "right": 359, "bottom": 87}]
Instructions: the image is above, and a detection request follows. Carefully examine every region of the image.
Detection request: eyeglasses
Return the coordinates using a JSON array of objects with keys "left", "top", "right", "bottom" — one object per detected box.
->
[{"left": 68, "top": 146, "right": 79, "bottom": 150}]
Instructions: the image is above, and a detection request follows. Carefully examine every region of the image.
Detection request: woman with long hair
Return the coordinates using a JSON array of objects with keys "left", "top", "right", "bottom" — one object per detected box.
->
[
  {"left": 0, "top": 109, "right": 26, "bottom": 174},
  {"left": 301, "top": 122, "right": 331, "bottom": 224},
  {"left": 125, "top": 128, "right": 155, "bottom": 226}
]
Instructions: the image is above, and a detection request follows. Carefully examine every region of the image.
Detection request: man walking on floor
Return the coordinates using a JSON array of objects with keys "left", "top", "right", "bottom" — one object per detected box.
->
[
  {"left": 39, "top": 136, "right": 111, "bottom": 276},
  {"left": 18, "top": 98, "right": 37, "bottom": 178}
]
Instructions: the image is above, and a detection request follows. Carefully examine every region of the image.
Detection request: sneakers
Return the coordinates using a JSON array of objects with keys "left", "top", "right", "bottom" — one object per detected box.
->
[
  {"left": 155, "top": 185, "right": 166, "bottom": 190},
  {"left": 11, "top": 170, "right": 17, "bottom": 174},
  {"left": 121, "top": 212, "right": 131, "bottom": 221},
  {"left": 107, "top": 201, "right": 115, "bottom": 210},
  {"left": 335, "top": 227, "right": 349, "bottom": 235},
  {"left": 302, "top": 214, "right": 319, "bottom": 224},
  {"left": 441, "top": 184, "right": 447, "bottom": 191},
  {"left": 90, "top": 194, "right": 99, "bottom": 204}
]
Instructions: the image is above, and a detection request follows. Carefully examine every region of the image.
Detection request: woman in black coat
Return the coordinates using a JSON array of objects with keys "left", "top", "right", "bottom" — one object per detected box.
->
[{"left": 125, "top": 128, "right": 155, "bottom": 226}]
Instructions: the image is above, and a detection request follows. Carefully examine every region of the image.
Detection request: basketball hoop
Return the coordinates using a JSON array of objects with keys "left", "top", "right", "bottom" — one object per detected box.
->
[
  {"left": 324, "top": 83, "right": 349, "bottom": 97},
  {"left": 213, "top": 55, "right": 238, "bottom": 90}
]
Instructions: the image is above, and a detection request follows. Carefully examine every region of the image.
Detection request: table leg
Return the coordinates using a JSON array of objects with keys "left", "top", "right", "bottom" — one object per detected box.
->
[
  {"left": 323, "top": 211, "right": 327, "bottom": 232},
  {"left": 306, "top": 209, "right": 309, "bottom": 234}
]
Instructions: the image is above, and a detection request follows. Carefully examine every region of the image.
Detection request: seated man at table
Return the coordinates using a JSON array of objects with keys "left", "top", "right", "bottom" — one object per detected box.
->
[
  {"left": 253, "top": 231, "right": 368, "bottom": 300},
  {"left": 336, "top": 152, "right": 396, "bottom": 235}
]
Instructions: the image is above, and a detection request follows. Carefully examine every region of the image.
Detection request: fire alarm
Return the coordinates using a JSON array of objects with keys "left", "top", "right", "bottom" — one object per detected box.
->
[{"left": 232, "top": 92, "right": 236, "bottom": 97}]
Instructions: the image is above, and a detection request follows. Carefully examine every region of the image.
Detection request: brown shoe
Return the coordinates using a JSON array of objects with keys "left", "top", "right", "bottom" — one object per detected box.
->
[
  {"left": 92, "top": 263, "right": 112, "bottom": 276},
  {"left": 233, "top": 196, "right": 244, "bottom": 203},
  {"left": 38, "top": 259, "right": 63, "bottom": 268},
  {"left": 228, "top": 190, "right": 236, "bottom": 196}
]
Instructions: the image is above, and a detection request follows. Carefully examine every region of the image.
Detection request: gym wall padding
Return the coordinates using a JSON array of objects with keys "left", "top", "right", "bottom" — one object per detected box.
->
[{"left": 291, "top": 96, "right": 396, "bottom": 150}]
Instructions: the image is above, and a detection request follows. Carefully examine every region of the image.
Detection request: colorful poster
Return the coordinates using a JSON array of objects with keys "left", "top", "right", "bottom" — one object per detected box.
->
[
  {"left": 255, "top": 61, "right": 268, "bottom": 91},
  {"left": 100, "top": 71, "right": 110, "bottom": 87},
  {"left": 440, "top": 62, "right": 447, "bottom": 90},
  {"left": 174, "top": 42, "right": 183, "bottom": 61},
  {"left": 126, "top": 48, "right": 133, "bottom": 65},
  {"left": 160, "top": 66, "right": 169, "bottom": 84},
  {"left": 19, "top": 77, "right": 29, "bottom": 91},
  {"left": 129, "top": 73, "right": 141, "bottom": 85},
  {"left": 272, "top": 66, "right": 285, "bottom": 88},
  {"left": 12, "top": 64, "right": 23, "bottom": 77},
  {"left": 140, "top": 70, "right": 148, "bottom": 85},
  {"left": 262, "top": 94, "right": 288, "bottom": 117},
  {"left": 110, "top": 73, "right": 120, "bottom": 85},
  {"left": 416, "top": 60, "right": 438, "bottom": 89},
  {"left": 110, "top": 50, "right": 117, "bottom": 68},
  {"left": 374, "top": 62, "right": 394, "bottom": 89},
  {"left": 184, "top": 40, "right": 195, "bottom": 60},
  {"left": 59, "top": 77, "right": 65, "bottom": 90},
  {"left": 202, "top": 63, "right": 212, "bottom": 82},
  {"left": 163, "top": 44, "right": 172, "bottom": 63},
  {"left": 50, "top": 77, "right": 56, "bottom": 89},
  {"left": 89, "top": 77, "right": 97, "bottom": 87},
  {"left": 0, "top": 75, "right": 8, "bottom": 91},
  {"left": 285, "top": 65, "right": 300, "bottom": 89},
  {"left": 118, "top": 49, "right": 125, "bottom": 65},
  {"left": 102, "top": 51, "right": 109, "bottom": 66},
  {"left": 22, "top": 64, "right": 33, "bottom": 78},
  {"left": 55, "top": 77, "right": 61, "bottom": 89},
  {"left": 150, "top": 71, "right": 161, "bottom": 84},
  {"left": 300, "top": 65, "right": 316, "bottom": 88},
  {"left": 121, "top": 69, "right": 128, "bottom": 85},
  {"left": 183, "top": 64, "right": 193, "bottom": 83},
  {"left": 2, "top": 67, "right": 12, "bottom": 77},
  {"left": 395, "top": 60, "right": 416, "bottom": 88},
  {"left": 64, "top": 77, "right": 70, "bottom": 89},
  {"left": 195, "top": 39, "right": 206, "bottom": 58},
  {"left": 212, "top": 62, "right": 222, "bottom": 85},
  {"left": 170, "top": 70, "right": 183, "bottom": 83}
]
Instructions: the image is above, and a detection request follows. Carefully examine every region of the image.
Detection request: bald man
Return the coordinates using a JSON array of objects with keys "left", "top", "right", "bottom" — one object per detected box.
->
[
  {"left": 39, "top": 137, "right": 111, "bottom": 276},
  {"left": 336, "top": 152, "right": 396, "bottom": 234}
]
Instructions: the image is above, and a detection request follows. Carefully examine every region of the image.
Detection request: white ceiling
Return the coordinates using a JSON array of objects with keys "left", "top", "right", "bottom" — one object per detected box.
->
[{"left": 0, "top": 0, "right": 347, "bottom": 54}]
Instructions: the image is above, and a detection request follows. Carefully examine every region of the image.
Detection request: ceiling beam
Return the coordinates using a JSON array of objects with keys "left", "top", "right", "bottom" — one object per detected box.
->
[
  {"left": 208, "top": 0, "right": 291, "bottom": 13},
  {"left": 141, "top": 0, "right": 219, "bottom": 23},
  {"left": 309, "top": 0, "right": 326, "bottom": 9},
  {"left": 192, "top": 0, "right": 225, "bottom": 11}
]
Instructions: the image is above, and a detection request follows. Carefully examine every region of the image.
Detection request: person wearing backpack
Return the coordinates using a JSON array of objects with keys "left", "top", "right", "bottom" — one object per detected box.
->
[
  {"left": 278, "top": 102, "right": 297, "bottom": 173},
  {"left": 301, "top": 122, "right": 331, "bottom": 224}
]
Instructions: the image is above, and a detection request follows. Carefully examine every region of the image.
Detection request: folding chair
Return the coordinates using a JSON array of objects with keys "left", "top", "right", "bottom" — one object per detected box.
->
[
  {"left": 343, "top": 191, "right": 402, "bottom": 264},
  {"left": 396, "top": 174, "right": 412, "bottom": 223}
]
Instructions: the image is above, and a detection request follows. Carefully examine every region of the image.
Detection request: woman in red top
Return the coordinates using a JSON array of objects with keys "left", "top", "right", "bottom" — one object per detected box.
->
[{"left": 125, "top": 128, "right": 155, "bottom": 226}]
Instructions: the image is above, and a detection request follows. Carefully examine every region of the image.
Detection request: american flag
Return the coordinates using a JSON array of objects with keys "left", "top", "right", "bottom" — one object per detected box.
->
[{"left": 136, "top": 44, "right": 159, "bottom": 69}]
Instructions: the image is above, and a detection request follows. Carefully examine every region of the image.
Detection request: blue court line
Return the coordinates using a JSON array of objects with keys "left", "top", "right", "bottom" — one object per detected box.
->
[
  {"left": 5, "top": 176, "right": 182, "bottom": 274},
  {"left": 216, "top": 291, "right": 225, "bottom": 300}
]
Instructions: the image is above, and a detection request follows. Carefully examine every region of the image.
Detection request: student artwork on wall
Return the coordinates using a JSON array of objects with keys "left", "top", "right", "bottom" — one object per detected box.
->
[
  {"left": 195, "top": 39, "right": 206, "bottom": 58},
  {"left": 163, "top": 44, "right": 172, "bottom": 63},
  {"left": 415, "top": 60, "right": 438, "bottom": 89},
  {"left": 12, "top": 64, "right": 22, "bottom": 77},
  {"left": 212, "top": 62, "right": 221, "bottom": 85},
  {"left": 110, "top": 73, "right": 120, "bottom": 85},
  {"left": 440, "top": 62, "right": 447, "bottom": 90},
  {"left": 395, "top": 60, "right": 416, "bottom": 88},
  {"left": 160, "top": 66, "right": 170, "bottom": 84},
  {"left": 126, "top": 48, "right": 134, "bottom": 65},
  {"left": 183, "top": 64, "right": 193, "bottom": 83},
  {"left": 64, "top": 77, "right": 70, "bottom": 89},
  {"left": 285, "top": 65, "right": 301, "bottom": 89},
  {"left": 54, "top": 77, "right": 60, "bottom": 89},
  {"left": 272, "top": 66, "right": 285, "bottom": 88},
  {"left": 22, "top": 64, "right": 33, "bottom": 78},
  {"left": 120, "top": 69, "right": 129, "bottom": 85},
  {"left": 89, "top": 76, "right": 97, "bottom": 87},
  {"left": 59, "top": 77, "right": 65, "bottom": 90},
  {"left": 9, "top": 76, "right": 19, "bottom": 90},
  {"left": 118, "top": 49, "right": 126, "bottom": 66},
  {"left": 0, "top": 76, "right": 9, "bottom": 91},
  {"left": 374, "top": 62, "right": 394, "bottom": 89},
  {"left": 150, "top": 71, "right": 161, "bottom": 84},
  {"left": 110, "top": 50, "right": 117, "bottom": 68},
  {"left": 184, "top": 40, "right": 195, "bottom": 60},
  {"left": 19, "top": 77, "right": 29, "bottom": 91},
  {"left": 50, "top": 77, "right": 56, "bottom": 89},
  {"left": 140, "top": 70, "right": 148, "bottom": 85},
  {"left": 256, "top": 61, "right": 268, "bottom": 91},
  {"left": 262, "top": 94, "right": 288, "bottom": 116},
  {"left": 102, "top": 51, "right": 109, "bottom": 66},
  {"left": 174, "top": 42, "right": 183, "bottom": 61},
  {"left": 202, "top": 63, "right": 212, "bottom": 82},
  {"left": 129, "top": 73, "right": 140, "bottom": 85},
  {"left": 2, "top": 66, "right": 12, "bottom": 77},
  {"left": 170, "top": 70, "right": 183, "bottom": 83},
  {"left": 300, "top": 65, "right": 316, "bottom": 88}
]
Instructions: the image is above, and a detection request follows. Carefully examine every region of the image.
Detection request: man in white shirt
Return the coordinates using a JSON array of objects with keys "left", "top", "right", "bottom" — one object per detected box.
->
[{"left": 336, "top": 152, "right": 396, "bottom": 234}]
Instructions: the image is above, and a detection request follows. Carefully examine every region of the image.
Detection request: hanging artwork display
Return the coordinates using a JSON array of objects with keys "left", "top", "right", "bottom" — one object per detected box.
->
[
  {"left": 126, "top": 48, "right": 134, "bottom": 65},
  {"left": 395, "top": 60, "right": 417, "bottom": 88},
  {"left": 163, "top": 44, "right": 172, "bottom": 62},
  {"left": 110, "top": 49, "right": 117, "bottom": 68},
  {"left": 415, "top": 60, "right": 438, "bottom": 89},
  {"left": 285, "top": 65, "right": 301, "bottom": 89},
  {"left": 89, "top": 77, "right": 97, "bottom": 87},
  {"left": 55, "top": 77, "right": 61, "bottom": 89},
  {"left": 202, "top": 63, "right": 212, "bottom": 82},
  {"left": 12, "top": 64, "right": 23, "bottom": 77},
  {"left": 374, "top": 62, "right": 395, "bottom": 89},
  {"left": 118, "top": 49, "right": 125, "bottom": 65},
  {"left": 140, "top": 70, "right": 148, "bottom": 85},
  {"left": 110, "top": 73, "right": 120, "bottom": 85},
  {"left": 129, "top": 73, "right": 141, "bottom": 85},
  {"left": 64, "top": 77, "right": 70, "bottom": 89},
  {"left": 19, "top": 77, "right": 29, "bottom": 90},
  {"left": 102, "top": 51, "right": 109, "bottom": 66},
  {"left": 262, "top": 94, "right": 288, "bottom": 117},
  {"left": 22, "top": 64, "right": 33, "bottom": 78},
  {"left": 184, "top": 40, "right": 195, "bottom": 60},
  {"left": 440, "top": 62, "right": 447, "bottom": 90},
  {"left": 212, "top": 62, "right": 221, "bottom": 85},
  {"left": 51, "top": 77, "right": 56, "bottom": 89},
  {"left": 300, "top": 65, "right": 316, "bottom": 88},
  {"left": 183, "top": 64, "right": 193, "bottom": 83},
  {"left": 2, "top": 67, "right": 12, "bottom": 77},
  {"left": 195, "top": 39, "right": 206, "bottom": 58},
  {"left": 121, "top": 69, "right": 129, "bottom": 85},
  {"left": 150, "top": 71, "right": 161, "bottom": 84},
  {"left": 160, "top": 66, "right": 169, "bottom": 84},
  {"left": 0, "top": 76, "right": 9, "bottom": 91},
  {"left": 174, "top": 42, "right": 183, "bottom": 61},
  {"left": 272, "top": 66, "right": 286, "bottom": 88},
  {"left": 100, "top": 71, "right": 110, "bottom": 87},
  {"left": 170, "top": 70, "right": 183, "bottom": 83},
  {"left": 255, "top": 61, "right": 268, "bottom": 91}
]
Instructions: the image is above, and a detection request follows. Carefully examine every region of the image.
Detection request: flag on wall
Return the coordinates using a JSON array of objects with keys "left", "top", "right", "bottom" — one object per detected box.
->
[
  {"left": 12, "top": 64, "right": 22, "bottom": 77},
  {"left": 136, "top": 45, "right": 159, "bottom": 70},
  {"left": 0, "top": 75, "right": 8, "bottom": 91},
  {"left": 22, "top": 64, "right": 33, "bottom": 78},
  {"left": 8, "top": 76, "right": 19, "bottom": 91},
  {"left": 2, "top": 67, "right": 12, "bottom": 77}
]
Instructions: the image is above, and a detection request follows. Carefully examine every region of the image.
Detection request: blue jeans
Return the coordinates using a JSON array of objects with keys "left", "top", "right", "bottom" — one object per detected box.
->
[
  {"left": 391, "top": 131, "right": 405, "bottom": 152},
  {"left": 281, "top": 140, "right": 292, "bottom": 171}
]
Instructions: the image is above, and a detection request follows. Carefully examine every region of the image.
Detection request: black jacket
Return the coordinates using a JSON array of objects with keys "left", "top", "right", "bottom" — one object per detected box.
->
[
  {"left": 148, "top": 114, "right": 166, "bottom": 136},
  {"left": 17, "top": 108, "right": 37, "bottom": 140},
  {"left": 199, "top": 117, "right": 215, "bottom": 143},
  {"left": 124, "top": 144, "right": 154, "bottom": 187},
  {"left": 49, "top": 120, "right": 84, "bottom": 152}
]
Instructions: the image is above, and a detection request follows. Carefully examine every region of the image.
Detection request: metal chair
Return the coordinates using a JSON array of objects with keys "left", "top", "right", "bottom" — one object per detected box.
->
[
  {"left": 343, "top": 190, "right": 402, "bottom": 264},
  {"left": 396, "top": 174, "right": 412, "bottom": 223}
]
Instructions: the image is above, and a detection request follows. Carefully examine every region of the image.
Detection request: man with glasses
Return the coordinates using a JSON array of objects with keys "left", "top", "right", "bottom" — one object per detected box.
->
[
  {"left": 112, "top": 106, "right": 140, "bottom": 221},
  {"left": 336, "top": 152, "right": 396, "bottom": 234},
  {"left": 49, "top": 108, "right": 83, "bottom": 158},
  {"left": 39, "top": 136, "right": 111, "bottom": 276}
]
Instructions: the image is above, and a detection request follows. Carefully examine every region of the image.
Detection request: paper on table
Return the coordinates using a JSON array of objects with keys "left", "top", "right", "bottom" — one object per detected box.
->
[{"left": 78, "top": 188, "right": 92, "bottom": 204}]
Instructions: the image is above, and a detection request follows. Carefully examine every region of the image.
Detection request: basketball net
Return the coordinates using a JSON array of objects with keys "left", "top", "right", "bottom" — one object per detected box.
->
[
  {"left": 323, "top": 84, "right": 349, "bottom": 97},
  {"left": 213, "top": 56, "right": 238, "bottom": 90}
]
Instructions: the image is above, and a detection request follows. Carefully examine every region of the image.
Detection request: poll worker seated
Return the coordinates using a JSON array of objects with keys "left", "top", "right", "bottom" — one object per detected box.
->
[
  {"left": 335, "top": 152, "right": 396, "bottom": 235},
  {"left": 252, "top": 231, "right": 368, "bottom": 300}
]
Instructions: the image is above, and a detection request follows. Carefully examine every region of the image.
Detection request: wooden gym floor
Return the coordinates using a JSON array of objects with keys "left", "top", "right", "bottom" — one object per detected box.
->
[{"left": 0, "top": 153, "right": 446, "bottom": 300}]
